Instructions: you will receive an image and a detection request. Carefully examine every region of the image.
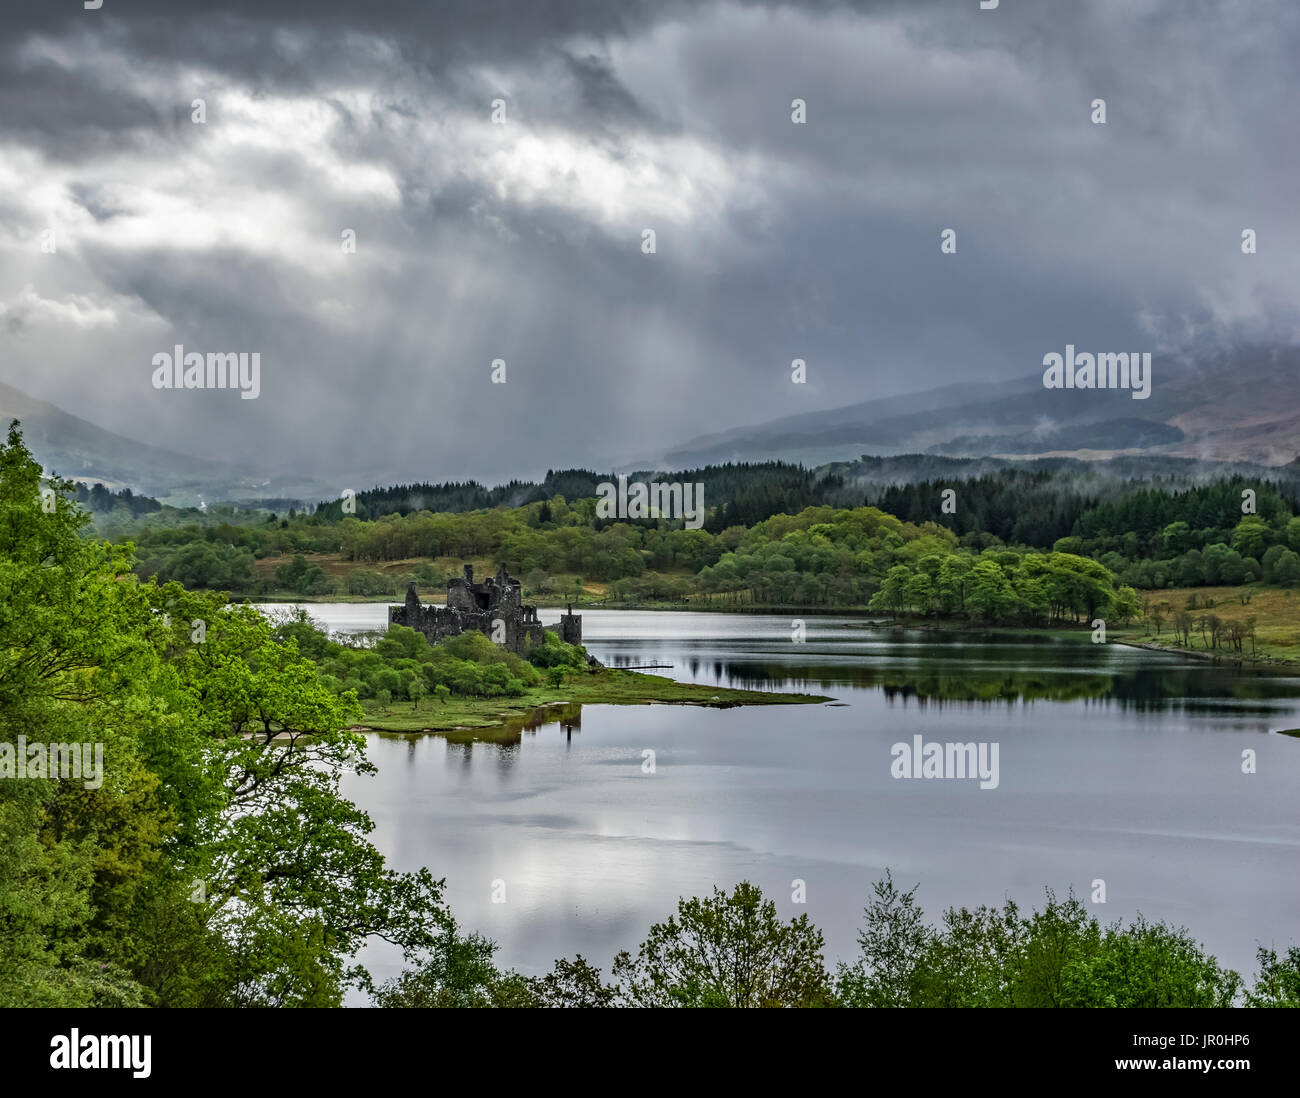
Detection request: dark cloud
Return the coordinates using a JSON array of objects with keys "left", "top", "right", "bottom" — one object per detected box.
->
[{"left": 0, "top": 0, "right": 1296, "bottom": 485}]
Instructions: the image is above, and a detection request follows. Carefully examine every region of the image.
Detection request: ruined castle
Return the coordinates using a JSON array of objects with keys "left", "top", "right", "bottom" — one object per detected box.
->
[{"left": 389, "top": 564, "right": 582, "bottom": 657}]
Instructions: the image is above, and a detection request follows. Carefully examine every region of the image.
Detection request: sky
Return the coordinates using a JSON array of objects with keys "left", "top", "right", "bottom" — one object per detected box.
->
[{"left": 1, "top": 0, "right": 1297, "bottom": 483}]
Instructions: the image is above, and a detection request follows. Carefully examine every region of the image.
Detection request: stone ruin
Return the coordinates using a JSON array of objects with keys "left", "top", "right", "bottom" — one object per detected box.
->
[{"left": 389, "top": 563, "right": 582, "bottom": 657}]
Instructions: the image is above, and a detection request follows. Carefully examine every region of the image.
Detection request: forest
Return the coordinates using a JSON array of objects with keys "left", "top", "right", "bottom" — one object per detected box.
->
[
  {"left": 309, "top": 461, "right": 846, "bottom": 530},
  {"left": 103, "top": 463, "right": 1300, "bottom": 625},
  {"left": 4, "top": 420, "right": 1299, "bottom": 1008}
]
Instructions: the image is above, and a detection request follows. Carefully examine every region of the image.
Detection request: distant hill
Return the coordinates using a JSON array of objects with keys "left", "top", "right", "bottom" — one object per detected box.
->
[
  {"left": 0, "top": 379, "right": 288, "bottom": 505},
  {"left": 0, "top": 380, "right": 207, "bottom": 491},
  {"left": 936, "top": 418, "right": 1185, "bottom": 455},
  {"left": 10, "top": 343, "right": 1298, "bottom": 506},
  {"left": 0, "top": 381, "right": 327, "bottom": 505},
  {"left": 664, "top": 347, "right": 1300, "bottom": 468}
]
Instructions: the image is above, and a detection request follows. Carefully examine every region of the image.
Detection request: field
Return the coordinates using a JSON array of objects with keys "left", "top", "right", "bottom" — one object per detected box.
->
[{"left": 1111, "top": 585, "right": 1300, "bottom": 669}]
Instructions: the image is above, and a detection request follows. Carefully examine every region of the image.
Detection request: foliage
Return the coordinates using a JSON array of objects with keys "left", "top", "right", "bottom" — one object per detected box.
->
[
  {"left": 371, "top": 917, "right": 509, "bottom": 1008},
  {"left": 1245, "top": 946, "right": 1300, "bottom": 1007},
  {"left": 0, "top": 420, "right": 450, "bottom": 1007},
  {"left": 114, "top": 456, "right": 1299, "bottom": 609},
  {"left": 836, "top": 873, "right": 1240, "bottom": 1008},
  {"left": 611, "top": 882, "right": 835, "bottom": 1007},
  {"left": 275, "top": 618, "right": 553, "bottom": 703}
]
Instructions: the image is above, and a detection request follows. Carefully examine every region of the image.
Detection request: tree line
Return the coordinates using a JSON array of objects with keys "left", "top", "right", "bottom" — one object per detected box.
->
[
  {"left": 310, "top": 461, "right": 845, "bottom": 526},
  {"left": 103, "top": 451, "right": 1300, "bottom": 604},
  {"left": 373, "top": 874, "right": 1298, "bottom": 1008}
]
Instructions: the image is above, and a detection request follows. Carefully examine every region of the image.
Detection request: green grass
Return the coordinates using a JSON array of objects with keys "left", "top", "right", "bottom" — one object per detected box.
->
[
  {"left": 1107, "top": 584, "right": 1300, "bottom": 671},
  {"left": 354, "top": 668, "right": 831, "bottom": 735}
]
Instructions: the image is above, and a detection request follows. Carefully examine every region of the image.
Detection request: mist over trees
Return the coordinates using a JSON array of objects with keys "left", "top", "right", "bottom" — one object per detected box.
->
[{"left": 311, "top": 462, "right": 846, "bottom": 525}]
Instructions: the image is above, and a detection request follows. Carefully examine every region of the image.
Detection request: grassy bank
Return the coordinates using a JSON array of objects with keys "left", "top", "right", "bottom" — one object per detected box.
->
[
  {"left": 354, "top": 667, "right": 832, "bottom": 735},
  {"left": 810, "top": 585, "right": 1300, "bottom": 672},
  {"left": 1107, "top": 584, "right": 1300, "bottom": 672}
]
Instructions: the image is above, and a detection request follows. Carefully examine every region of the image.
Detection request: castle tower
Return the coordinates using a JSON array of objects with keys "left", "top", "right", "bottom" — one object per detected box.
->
[
  {"left": 559, "top": 602, "right": 582, "bottom": 646},
  {"left": 390, "top": 562, "right": 552, "bottom": 656}
]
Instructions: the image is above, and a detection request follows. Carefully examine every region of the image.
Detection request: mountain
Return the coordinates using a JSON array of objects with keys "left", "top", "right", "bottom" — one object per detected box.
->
[
  {"left": 9, "top": 343, "right": 1297, "bottom": 506},
  {"left": 664, "top": 347, "right": 1300, "bottom": 468},
  {"left": 0, "top": 380, "right": 256, "bottom": 502}
]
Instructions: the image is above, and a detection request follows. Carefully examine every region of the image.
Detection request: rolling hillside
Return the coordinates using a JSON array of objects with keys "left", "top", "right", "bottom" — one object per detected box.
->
[
  {"left": 0, "top": 380, "right": 256, "bottom": 502},
  {"left": 665, "top": 347, "right": 1300, "bottom": 468}
]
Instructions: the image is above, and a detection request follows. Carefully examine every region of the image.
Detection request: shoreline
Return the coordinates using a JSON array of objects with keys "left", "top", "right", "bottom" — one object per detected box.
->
[
  {"left": 252, "top": 594, "right": 1300, "bottom": 674},
  {"left": 350, "top": 667, "right": 833, "bottom": 736},
  {"left": 1109, "top": 637, "right": 1300, "bottom": 675}
]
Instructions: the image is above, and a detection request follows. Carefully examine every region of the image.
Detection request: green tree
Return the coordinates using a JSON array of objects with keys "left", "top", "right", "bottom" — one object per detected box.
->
[
  {"left": 1060, "top": 918, "right": 1240, "bottom": 1007},
  {"left": 1246, "top": 946, "right": 1300, "bottom": 1007},
  {"left": 1112, "top": 585, "right": 1141, "bottom": 624},
  {"left": 868, "top": 565, "right": 911, "bottom": 616},
  {"left": 1272, "top": 548, "right": 1300, "bottom": 586},
  {"left": 836, "top": 871, "right": 931, "bottom": 1007},
  {"left": 0, "top": 422, "right": 164, "bottom": 1006},
  {"left": 835, "top": 875, "right": 1241, "bottom": 1009},
  {"left": 612, "top": 882, "right": 834, "bottom": 1007},
  {"left": 966, "top": 558, "right": 1017, "bottom": 620},
  {"left": 1161, "top": 521, "right": 1192, "bottom": 555},
  {"left": 937, "top": 555, "right": 973, "bottom": 614},
  {"left": 1, "top": 421, "right": 451, "bottom": 1007},
  {"left": 529, "top": 955, "right": 618, "bottom": 1008},
  {"left": 371, "top": 917, "right": 516, "bottom": 1008},
  {"left": 149, "top": 587, "right": 449, "bottom": 1005},
  {"left": 1230, "top": 518, "right": 1269, "bottom": 561},
  {"left": 903, "top": 573, "right": 935, "bottom": 615}
]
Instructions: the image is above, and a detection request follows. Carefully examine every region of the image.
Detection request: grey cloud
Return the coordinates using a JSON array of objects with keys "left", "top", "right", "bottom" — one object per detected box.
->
[{"left": 0, "top": 0, "right": 1296, "bottom": 486}]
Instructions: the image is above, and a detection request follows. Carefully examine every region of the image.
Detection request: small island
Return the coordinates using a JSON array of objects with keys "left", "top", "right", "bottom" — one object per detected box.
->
[
  {"left": 354, "top": 668, "right": 832, "bottom": 737},
  {"left": 319, "top": 563, "right": 830, "bottom": 736}
]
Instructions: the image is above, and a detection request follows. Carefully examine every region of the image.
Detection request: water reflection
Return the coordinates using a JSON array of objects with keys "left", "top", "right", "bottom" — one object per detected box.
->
[
  {"left": 372, "top": 654, "right": 1300, "bottom": 750},
  {"left": 592, "top": 625, "right": 1300, "bottom": 715},
  {"left": 335, "top": 610, "right": 1300, "bottom": 997},
  {"left": 388, "top": 702, "right": 586, "bottom": 753},
  {"left": 704, "top": 659, "right": 1300, "bottom": 713}
]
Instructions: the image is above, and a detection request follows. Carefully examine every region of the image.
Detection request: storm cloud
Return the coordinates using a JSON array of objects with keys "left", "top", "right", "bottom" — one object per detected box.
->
[{"left": 1, "top": 0, "right": 1296, "bottom": 484}]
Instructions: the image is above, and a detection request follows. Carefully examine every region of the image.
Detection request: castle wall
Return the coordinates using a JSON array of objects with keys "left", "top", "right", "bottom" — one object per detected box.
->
[{"left": 389, "top": 566, "right": 578, "bottom": 658}]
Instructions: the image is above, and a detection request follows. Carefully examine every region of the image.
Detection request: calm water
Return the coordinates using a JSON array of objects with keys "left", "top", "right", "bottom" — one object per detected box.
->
[{"left": 261, "top": 604, "right": 1300, "bottom": 994}]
